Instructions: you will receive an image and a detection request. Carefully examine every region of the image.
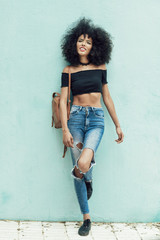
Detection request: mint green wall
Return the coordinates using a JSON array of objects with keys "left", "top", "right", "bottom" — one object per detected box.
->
[{"left": 0, "top": 0, "right": 160, "bottom": 222}]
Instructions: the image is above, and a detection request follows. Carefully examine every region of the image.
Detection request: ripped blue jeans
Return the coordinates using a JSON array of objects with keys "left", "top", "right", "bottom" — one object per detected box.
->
[{"left": 67, "top": 105, "right": 105, "bottom": 214}]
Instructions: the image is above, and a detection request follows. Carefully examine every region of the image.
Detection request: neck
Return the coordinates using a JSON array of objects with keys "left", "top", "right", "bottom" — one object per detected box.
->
[{"left": 79, "top": 56, "right": 89, "bottom": 64}]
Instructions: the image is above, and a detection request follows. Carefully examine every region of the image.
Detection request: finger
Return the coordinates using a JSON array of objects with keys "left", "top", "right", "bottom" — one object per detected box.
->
[
  {"left": 117, "top": 138, "right": 123, "bottom": 143},
  {"left": 70, "top": 137, "right": 74, "bottom": 147},
  {"left": 70, "top": 141, "right": 74, "bottom": 148},
  {"left": 115, "top": 137, "right": 122, "bottom": 143},
  {"left": 66, "top": 139, "right": 73, "bottom": 148},
  {"left": 63, "top": 141, "right": 67, "bottom": 146},
  {"left": 119, "top": 133, "right": 124, "bottom": 142},
  {"left": 66, "top": 141, "right": 71, "bottom": 147},
  {"left": 115, "top": 136, "right": 121, "bottom": 141},
  {"left": 118, "top": 133, "right": 122, "bottom": 140}
]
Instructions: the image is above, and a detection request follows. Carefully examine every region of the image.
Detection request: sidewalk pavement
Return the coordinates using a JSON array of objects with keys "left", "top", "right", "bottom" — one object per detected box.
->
[{"left": 0, "top": 220, "right": 160, "bottom": 240}]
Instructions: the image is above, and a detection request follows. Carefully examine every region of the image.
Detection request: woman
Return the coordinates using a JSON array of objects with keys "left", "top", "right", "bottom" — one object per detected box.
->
[{"left": 60, "top": 17, "right": 124, "bottom": 236}]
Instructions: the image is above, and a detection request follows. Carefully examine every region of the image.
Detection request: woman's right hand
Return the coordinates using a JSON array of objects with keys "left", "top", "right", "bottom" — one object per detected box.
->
[{"left": 63, "top": 129, "right": 74, "bottom": 148}]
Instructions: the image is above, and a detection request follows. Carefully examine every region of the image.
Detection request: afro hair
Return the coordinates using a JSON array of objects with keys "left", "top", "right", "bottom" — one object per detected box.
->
[{"left": 60, "top": 17, "right": 114, "bottom": 66}]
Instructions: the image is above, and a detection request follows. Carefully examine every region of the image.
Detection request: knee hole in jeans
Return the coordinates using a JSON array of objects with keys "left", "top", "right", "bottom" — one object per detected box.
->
[
  {"left": 76, "top": 142, "right": 83, "bottom": 149},
  {"left": 73, "top": 166, "right": 84, "bottom": 179},
  {"left": 73, "top": 142, "right": 84, "bottom": 179}
]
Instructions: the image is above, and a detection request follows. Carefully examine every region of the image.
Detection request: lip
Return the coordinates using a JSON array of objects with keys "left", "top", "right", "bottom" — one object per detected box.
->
[{"left": 79, "top": 47, "right": 86, "bottom": 52}]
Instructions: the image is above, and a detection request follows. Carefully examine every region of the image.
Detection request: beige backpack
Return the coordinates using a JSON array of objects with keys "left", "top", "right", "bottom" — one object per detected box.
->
[{"left": 51, "top": 66, "right": 71, "bottom": 157}]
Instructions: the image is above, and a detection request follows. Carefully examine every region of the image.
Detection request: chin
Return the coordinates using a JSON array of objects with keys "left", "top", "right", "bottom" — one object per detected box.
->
[{"left": 78, "top": 52, "right": 88, "bottom": 56}]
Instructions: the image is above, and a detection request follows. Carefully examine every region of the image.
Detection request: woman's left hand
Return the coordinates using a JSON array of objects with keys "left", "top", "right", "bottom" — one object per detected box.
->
[{"left": 115, "top": 126, "right": 124, "bottom": 144}]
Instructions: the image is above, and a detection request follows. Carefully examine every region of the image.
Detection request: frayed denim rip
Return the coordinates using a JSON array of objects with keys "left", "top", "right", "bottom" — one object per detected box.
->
[{"left": 70, "top": 141, "right": 96, "bottom": 179}]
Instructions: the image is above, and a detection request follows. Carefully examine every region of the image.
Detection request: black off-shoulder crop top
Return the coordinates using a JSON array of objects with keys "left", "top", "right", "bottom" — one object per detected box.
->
[{"left": 61, "top": 69, "right": 108, "bottom": 96}]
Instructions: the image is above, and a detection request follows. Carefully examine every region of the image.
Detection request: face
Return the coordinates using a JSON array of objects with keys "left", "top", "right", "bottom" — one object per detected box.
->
[{"left": 76, "top": 34, "right": 93, "bottom": 56}]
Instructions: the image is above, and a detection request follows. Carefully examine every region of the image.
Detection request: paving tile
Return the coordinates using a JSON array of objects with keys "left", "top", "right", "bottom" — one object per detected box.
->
[
  {"left": 91, "top": 223, "right": 117, "bottom": 240},
  {"left": 136, "top": 223, "right": 160, "bottom": 240},
  {"left": 19, "top": 221, "right": 43, "bottom": 240},
  {"left": 0, "top": 220, "right": 18, "bottom": 227},
  {"left": 0, "top": 220, "right": 18, "bottom": 240},
  {"left": 42, "top": 222, "right": 68, "bottom": 239},
  {"left": 111, "top": 223, "right": 141, "bottom": 240}
]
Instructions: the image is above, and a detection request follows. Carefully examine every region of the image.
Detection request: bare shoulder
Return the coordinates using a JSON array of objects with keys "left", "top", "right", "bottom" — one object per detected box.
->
[
  {"left": 98, "top": 64, "right": 107, "bottom": 70},
  {"left": 62, "top": 65, "right": 77, "bottom": 73},
  {"left": 62, "top": 65, "right": 70, "bottom": 73}
]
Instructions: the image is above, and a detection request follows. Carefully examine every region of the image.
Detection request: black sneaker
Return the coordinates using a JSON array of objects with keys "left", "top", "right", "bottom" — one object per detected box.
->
[
  {"left": 85, "top": 181, "right": 93, "bottom": 200},
  {"left": 78, "top": 219, "right": 91, "bottom": 236}
]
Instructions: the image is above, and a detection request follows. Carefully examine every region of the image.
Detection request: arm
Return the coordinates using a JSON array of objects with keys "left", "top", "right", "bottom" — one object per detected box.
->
[
  {"left": 102, "top": 84, "right": 120, "bottom": 128},
  {"left": 99, "top": 64, "right": 124, "bottom": 143},
  {"left": 102, "top": 84, "right": 124, "bottom": 143},
  {"left": 60, "top": 66, "right": 74, "bottom": 148}
]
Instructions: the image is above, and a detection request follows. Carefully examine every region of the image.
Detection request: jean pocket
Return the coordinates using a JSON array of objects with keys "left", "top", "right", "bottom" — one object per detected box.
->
[
  {"left": 93, "top": 109, "right": 104, "bottom": 118},
  {"left": 70, "top": 106, "right": 81, "bottom": 116}
]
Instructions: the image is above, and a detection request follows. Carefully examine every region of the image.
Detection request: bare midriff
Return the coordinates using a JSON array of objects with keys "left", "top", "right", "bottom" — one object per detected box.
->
[{"left": 72, "top": 92, "right": 102, "bottom": 107}]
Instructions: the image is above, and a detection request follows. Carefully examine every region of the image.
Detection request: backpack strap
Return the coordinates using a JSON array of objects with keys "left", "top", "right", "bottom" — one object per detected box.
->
[
  {"left": 67, "top": 66, "right": 71, "bottom": 119},
  {"left": 68, "top": 66, "right": 71, "bottom": 102},
  {"left": 52, "top": 92, "right": 60, "bottom": 98},
  {"left": 62, "top": 145, "right": 67, "bottom": 158}
]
